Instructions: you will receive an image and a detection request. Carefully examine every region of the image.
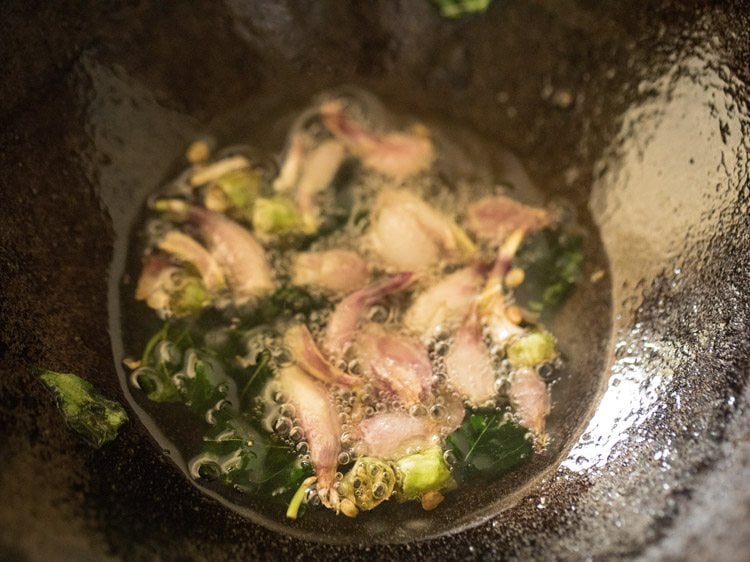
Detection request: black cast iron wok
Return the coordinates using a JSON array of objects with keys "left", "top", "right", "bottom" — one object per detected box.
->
[{"left": 1, "top": 1, "right": 749, "bottom": 560}]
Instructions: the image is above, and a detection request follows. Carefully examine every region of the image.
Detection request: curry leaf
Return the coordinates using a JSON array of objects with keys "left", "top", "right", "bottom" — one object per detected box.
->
[
  {"left": 195, "top": 413, "right": 312, "bottom": 500},
  {"left": 134, "top": 321, "right": 190, "bottom": 402},
  {"left": 40, "top": 370, "right": 128, "bottom": 448},
  {"left": 177, "top": 349, "right": 239, "bottom": 416},
  {"left": 252, "top": 285, "right": 331, "bottom": 327},
  {"left": 446, "top": 410, "right": 532, "bottom": 483},
  {"left": 239, "top": 351, "right": 274, "bottom": 415},
  {"left": 133, "top": 364, "right": 182, "bottom": 403},
  {"left": 134, "top": 322, "right": 239, "bottom": 414},
  {"left": 513, "top": 229, "right": 583, "bottom": 313}
]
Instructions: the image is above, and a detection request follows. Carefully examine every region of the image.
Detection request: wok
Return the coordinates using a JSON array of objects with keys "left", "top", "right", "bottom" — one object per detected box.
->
[{"left": 1, "top": 0, "right": 749, "bottom": 560}]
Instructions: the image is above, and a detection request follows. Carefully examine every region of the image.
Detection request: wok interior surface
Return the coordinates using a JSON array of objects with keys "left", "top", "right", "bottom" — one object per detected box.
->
[
  {"left": 111, "top": 86, "right": 612, "bottom": 544},
  {"left": 1, "top": 0, "right": 749, "bottom": 559}
]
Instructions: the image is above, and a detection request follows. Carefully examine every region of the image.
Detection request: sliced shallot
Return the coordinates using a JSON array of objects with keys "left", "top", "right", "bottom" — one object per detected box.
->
[
  {"left": 508, "top": 366, "right": 550, "bottom": 436},
  {"left": 358, "top": 412, "right": 435, "bottom": 459},
  {"left": 277, "top": 366, "right": 342, "bottom": 509},
  {"left": 323, "top": 272, "right": 414, "bottom": 356},
  {"left": 191, "top": 207, "right": 274, "bottom": 304},
  {"left": 467, "top": 195, "right": 553, "bottom": 242},
  {"left": 403, "top": 264, "right": 485, "bottom": 339},
  {"left": 356, "top": 324, "right": 433, "bottom": 406},
  {"left": 292, "top": 249, "right": 370, "bottom": 295},
  {"left": 444, "top": 312, "right": 497, "bottom": 406},
  {"left": 157, "top": 230, "right": 226, "bottom": 291},
  {"left": 284, "top": 324, "right": 361, "bottom": 387},
  {"left": 320, "top": 99, "right": 434, "bottom": 179},
  {"left": 368, "top": 189, "right": 476, "bottom": 271}
]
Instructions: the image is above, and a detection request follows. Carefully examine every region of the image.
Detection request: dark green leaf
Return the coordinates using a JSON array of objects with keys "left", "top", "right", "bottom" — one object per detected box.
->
[
  {"left": 135, "top": 321, "right": 191, "bottom": 402},
  {"left": 133, "top": 321, "right": 189, "bottom": 402},
  {"left": 177, "top": 350, "right": 238, "bottom": 415},
  {"left": 132, "top": 364, "right": 182, "bottom": 403},
  {"left": 239, "top": 351, "right": 274, "bottom": 414},
  {"left": 513, "top": 229, "right": 583, "bottom": 313},
  {"left": 135, "top": 321, "right": 239, "bottom": 415},
  {"left": 270, "top": 286, "right": 327, "bottom": 315},
  {"left": 195, "top": 413, "right": 312, "bottom": 501},
  {"left": 40, "top": 370, "right": 128, "bottom": 448},
  {"left": 446, "top": 410, "right": 532, "bottom": 483},
  {"left": 252, "top": 286, "right": 331, "bottom": 326}
]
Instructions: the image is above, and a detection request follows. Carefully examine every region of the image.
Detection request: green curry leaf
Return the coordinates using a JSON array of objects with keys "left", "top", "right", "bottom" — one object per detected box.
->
[
  {"left": 239, "top": 351, "right": 274, "bottom": 415},
  {"left": 446, "top": 410, "right": 532, "bottom": 483},
  {"left": 252, "top": 285, "right": 331, "bottom": 327},
  {"left": 195, "top": 413, "right": 312, "bottom": 500},
  {"left": 40, "top": 370, "right": 128, "bottom": 448},
  {"left": 177, "top": 350, "right": 238, "bottom": 415},
  {"left": 514, "top": 229, "right": 583, "bottom": 313},
  {"left": 134, "top": 322, "right": 238, "bottom": 414}
]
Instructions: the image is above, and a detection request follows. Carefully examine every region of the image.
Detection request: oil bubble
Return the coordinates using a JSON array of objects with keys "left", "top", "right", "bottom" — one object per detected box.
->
[
  {"left": 274, "top": 347, "right": 294, "bottom": 367},
  {"left": 372, "top": 482, "right": 386, "bottom": 499},
  {"left": 433, "top": 341, "right": 450, "bottom": 357},
  {"left": 430, "top": 404, "right": 445, "bottom": 418},
  {"left": 410, "top": 404, "right": 428, "bottom": 417},
  {"left": 368, "top": 304, "right": 389, "bottom": 323},
  {"left": 443, "top": 450, "right": 458, "bottom": 465},
  {"left": 279, "top": 403, "right": 296, "bottom": 418},
  {"left": 537, "top": 362, "right": 555, "bottom": 380},
  {"left": 289, "top": 426, "right": 304, "bottom": 441},
  {"left": 304, "top": 488, "right": 318, "bottom": 503},
  {"left": 273, "top": 416, "right": 292, "bottom": 436},
  {"left": 155, "top": 340, "right": 182, "bottom": 366}
]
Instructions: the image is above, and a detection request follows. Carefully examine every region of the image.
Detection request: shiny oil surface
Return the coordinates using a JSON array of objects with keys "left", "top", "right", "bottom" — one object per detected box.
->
[{"left": 1, "top": 1, "right": 749, "bottom": 560}]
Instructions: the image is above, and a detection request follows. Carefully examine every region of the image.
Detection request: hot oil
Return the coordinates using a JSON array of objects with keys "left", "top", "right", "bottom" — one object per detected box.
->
[{"left": 115, "top": 88, "right": 610, "bottom": 537}]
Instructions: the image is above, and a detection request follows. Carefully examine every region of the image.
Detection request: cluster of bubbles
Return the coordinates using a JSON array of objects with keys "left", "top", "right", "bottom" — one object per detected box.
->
[
  {"left": 258, "top": 386, "right": 309, "bottom": 469},
  {"left": 260, "top": 328, "right": 473, "bottom": 473},
  {"left": 188, "top": 447, "right": 247, "bottom": 483},
  {"left": 284, "top": 94, "right": 491, "bottom": 269},
  {"left": 251, "top": 282, "right": 559, "bottom": 469},
  {"left": 132, "top": 341, "right": 240, "bottom": 421},
  {"left": 123, "top": 86, "right": 580, "bottom": 524}
]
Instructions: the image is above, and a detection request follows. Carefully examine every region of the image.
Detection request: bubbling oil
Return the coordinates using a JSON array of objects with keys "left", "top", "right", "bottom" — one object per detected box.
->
[{"left": 118, "top": 88, "right": 598, "bottom": 533}]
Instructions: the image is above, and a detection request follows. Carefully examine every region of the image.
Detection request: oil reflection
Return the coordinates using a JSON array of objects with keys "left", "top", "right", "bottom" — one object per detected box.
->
[
  {"left": 563, "top": 52, "right": 747, "bottom": 474},
  {"left": 562, "top": 331, "right": 669, "bottom": 471}
]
